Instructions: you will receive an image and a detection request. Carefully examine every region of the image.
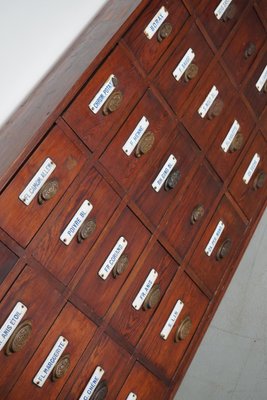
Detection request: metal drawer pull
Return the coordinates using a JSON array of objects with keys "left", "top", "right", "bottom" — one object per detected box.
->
[
  {"left": 91, "top": 380, "right": 108, "bottom": 400},
  {"left": 135, "top": 131, "right": 155, "bottom": 158},
  {"left": 38, "top": 179, "right": 59, "bottom": 204},
  {"left": 263, "top": 82, "right": 267, "bottom": 94},
  {"left": 77, "top": 218, "right": 96, "bottom": 243},
  {"left": 216, "top": 238, "right": 232, "bottom": 261},
  {"left": 229, "top": 132, "right": 244, "bottom": 153},
  {"left": 244, "top": 42, "right": 256, "bottom": 59},
  {"left": 175, "top": 316, "right": 192, "bottom": 342},
  {"left": 102, "top": 90, "right": 123, "bottom": 115},
  {"left": 142, "top": 284, "right": 161, "bottom": 311},
  {"left": 253, "top": 170, "right": 266, "bottom": 190},
  {"left": 51, "top": 354, "right": 70, "bottom": 382},
  {"left": 207, "top": 99, "right": 224, "bottom": 120},
  {"left": 191, "top": 204, "right": 205, "bottom": 225},
  {"left": 222, "top": 3, "right": 237, "bottom": 22},
  {"left": 157, "top": 22, "right": 172, "bottom": 42},
  {"left": 164, "top": 169, "right": 181, "bottom": 191},
  {"left": 184, "top": 63, "right": 199, "bottom": 82},
  {"left": 5, "top": 320, "right": 32, "bottom": 356},
  {"left": 112, "top": 254, "right": 129, "bottom": 278}
]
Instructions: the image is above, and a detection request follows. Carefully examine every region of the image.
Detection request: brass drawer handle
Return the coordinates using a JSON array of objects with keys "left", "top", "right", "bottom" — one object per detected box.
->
[
  {"left": 175, "top": 316, "right": 192, "bottom": 342},
  {"left": 253, "top": 170, "right": 266, "bottom": 190},
  {"left": 190, "top": 204, "right": 205, "bottom": 225},
  {"left": 91, "top": 380, "right": 108, "bottom": 400},
  {"left": 164, "top": 169, "right": 181, "bottom": 191},
  {"left": 244, "top": 42, "right": 256, "bottom": 59},
  {"left": 102, "top": 90, "right": 123, "bottom": 115},
  {"left": 222, "top": 3, "right": 237, "bottom": 22},
  {"left": 135, "top": 131, "right": 155, "bottom": 158},
  {"left": 229, "top": 132, "right": 244, "bottom": 153},
  {"left": 157, "top": 22, "right": 173, "bottom": 43},
  {"left": 112, "top": 254, "right": 129, "bottom": 278},
  {"left": 263, "top": 82, "right": 267, "bottom": 94},
  {"left": 207, "top": 99, "right": 224, "bottom": 120},
  {"left": 142, "top": 284, "right": 161, "bottom": 311},
  {"left": 5, "top": 320, "right": 32, "bottom": 356},
  {"left": 216, "top": 238, "right": 232, "bottom": 261},
  {"left": 184, "top": 64, "right": 199, "bottom": 83},
  {"left": 38, "top": 179, "right": 59, "bottom": 204},
  {"left": 77, "top": 218, "right": 97, "bottom": 243},
  {"left": 51, "top": 354, "right": 71, "bottom": 382}
]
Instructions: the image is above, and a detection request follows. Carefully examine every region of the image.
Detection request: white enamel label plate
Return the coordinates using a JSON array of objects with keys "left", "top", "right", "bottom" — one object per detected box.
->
[
  {"left": 0, "top": 302, "right": 27, "bottom": 351},
  {"left": 205, "top": 220, "right": 225, "bottom": 256},
  {"left": 160, "top": 300, "right": 184, "bottom": 340},
  {"left": 126, "top": 393, "right": 137, "bottom": 400},
  {"left": 152, "top": 154, "right": 177, "bottom": 192},
  {"left": 98, "top": 236, "right": 128, "bottom": 280},
  {"left": 122, "top": 116, "right": 149, "bottom": 156},
  {"left": 79, "top": 366, "right": 105, "bottom": 400},
  {"left": 256, "top": 65, "right": 267, "bottom": 92},
  {"left": 221, "top": 120, "right": 240, "bottom": 152},
  {"left": 214, "top": 0, "right": 233, "bottom": 20},
  {"left": 89, "top": 74, "right": 117, "bottom": 114},
  {"left": 173, "top": 48, "right": 195, "bottom": 82},
  {"left": 198, "top": 86, "right": 219, "bottom": 118},
  {"left": 144, "top": 6, "right": 169, "bottom": 40},
  {"left": 132, "top": 269, "right": 158, "bottom": 310},
  {"left": 243, "top": 153, "right": 260, "bottom": 184}
]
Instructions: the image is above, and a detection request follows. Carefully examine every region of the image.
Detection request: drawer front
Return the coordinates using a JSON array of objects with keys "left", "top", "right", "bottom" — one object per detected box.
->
[
  {"left": 137, "top": 269, "right": 209, "bottom": 379},
  {"left": 7, "top": 303, "right": 96, "bottom": 400},
  {"left": 259, "top": 108, "right": 267, "bottom": 141},
  {"left": 229, "top": 132, "right": 267, "bottom": 220},
  {"left": 100, "top": 89, "right": 176, "bottom": 191},
  {"left": 200, "top": 0, "right": 248, "bottom": 48},
  {"left": 63, "top": 334, "right": 132, "bottom": 400},
  {"left": 0, "top": 126, "right": 86, "bottom": 247},
  {"left": 124, "top": 0, "right": 189, "bottom": 73},
  {"left": 182, "top": 63, "right": 237, "bottom": 151},
  {"left": 116, "top": 362, "right": 167, "bottom": 400},
  {"left": 110, "top": 242, "right": 178, "bottom": 346},
  {"left": 62, "top": 46, "right": 145, "bottom": 151},
  {"left": 0, "top": 266, "right": 63, "bottom": 398},
  {"left": 162, "top": 162, "right": 222, "bottom": 258},
  {"left": 0, "top": 242, "right": 18, "bottom": 286},
  {"left": 244, "top": 52, "right": 267, "bottom": 117},
  {"left": 73, "top": 207, "right": 151, "bottom": 317},
  {"left": 30, "top": 168, "right": 120, "bottom": 285},
  {"left": 154, "top": 23, "right": 214, "bottom": 116},
  {"left": 257, "top": 0, "right": 267, "bottom": 23},
  {"left": 223, "top": 8, "right": 266, "bottom": 84},
  {"left": 207, "top": 97, "right": 255, "bottom": 180},
  {"left": 187, "top": 196, "right": 248, "bottom": 294},
  {"left": 131, "top": 128, "right": 199, "bottom": 226}
]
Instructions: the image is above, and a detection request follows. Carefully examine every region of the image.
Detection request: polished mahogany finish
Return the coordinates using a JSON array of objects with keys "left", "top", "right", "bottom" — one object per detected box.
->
[{"left": 0, "top": 242, "right": 18, "bottom": 285}]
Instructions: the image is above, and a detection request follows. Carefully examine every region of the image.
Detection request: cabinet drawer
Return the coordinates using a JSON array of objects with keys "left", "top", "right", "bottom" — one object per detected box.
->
[
  {"left": 0, "top": 266, "right": 63, "bottom": 398},
  {"left": 257, "top": 0, "right": 267, "bottom": 23},
  {"left": 62, "top": 46, "right": 145, "bottom": 151},
  {"left": 229, "top": 132, "right": 267, "bottom": 220},
  {"left": 0, "top": 126, "right": 86, "bottom": 247},
  {"left": 63, "top": 334, "right": 132, "bottom": 400},
  {"left": 187, "top": 196, "right": 248, "bottom": 294},
  {"left": 131, "top": 128, "right": 199, "bottom": 226},
  {"left": 259, "top": 108, "right": 267, "bottom": 141},
  {"left": 116, "top": 362, "right": 167, "bottom": 400},
  {"left": 223, "top": 8, "right": 266, "bottom": 84},
  {"left": 137, "top": 269, "right": 209, "bottom": 379},
  {"left": 110, "top": 242, "right": 177, "bottom": 346},
  {"left": 7, "top": 303, "right": 96, "bottom": 400},
  {"left": 124, "top": 0, "right": 189, "bottom": 73},
  {"left": 30, "top": 168, "right": 120, "bottom": 285},
  {"left": 73, "top": 207, "right": 150, "bottom": 317},
  {"left": 200, "top": 0, "right": 248, "bottom": 48},
  {"left": 154, "top": 23, "right": 213, "bottom": 116},
  {"left": 244, "top": 52, "right": 267, "bottom": 117},
  {"left": 0, "top": 242, "right": 18, "bottom": 286},
  {"left": 162, "top": 162, "right": 222, "bottom": 259},
  {"left": 182, "top": 63, "right": 237, "bottom": 151},
  {"left": 207, "top": 97, "right": 255, "bottom": 180},
  {"left": 100, "top": 89, "right": 176, "bottom": 191}
]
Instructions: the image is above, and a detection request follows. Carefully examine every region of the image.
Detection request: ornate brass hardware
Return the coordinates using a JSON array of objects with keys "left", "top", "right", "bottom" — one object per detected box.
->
[
  {"left": 184, "top": 64, "right": 199, "bottom": 83},
  {"left": 77, "top": 218, "right": 96, "bottom": 243},
  {"left": 51, "top": 354, "right": 71, "bottom": 382},
  {"left": 216, "top": 238, "right": 232, "bottom": 261},
  {"left": 91, "top": 380, "right": 108, "bottom": 400},
  {"left": 135, "top": 131, "right": 155, "bottom": 158},
  {"left": 102, "top": 91, "right": 123, "bottom": 115},
  {"left": 5, "top": 320, "right": 32, "bottom": 356},
  {"left": 164, "top": 169, "right": 181, "bottom": 191},
  {"left": 263, "top": 82, "right": 267, "bottom": 94},
  {"left": 244, "top": 42, "right": 256, "bottom": 59},
  {"left": 253, "top": 170, "right": 266, "bottom": 190},
  {"left": 112, "top": 254, "right": 129, "bottom": 278},
  {"left": 190, "top": 204, "right": 205, "bottom": 225},
  {"left": 157, "top": 22, "right": 173, "bottom": 42},
  {"left": 222, "top": 3, "right": 237, "bottom": 22},
  {"left": 142, "top": 284, "right": 161, "bottom": 311},
  {"left": 38, "top": 179, "right": 59, "bottom": 205},
  {"left": 207, "top": 99, "right": 224, "bottom": 120},
  {"left": 175, "top": 316, "right": 192, "bottom": 342},
  {"left": 229, "top": 132, "right": 244, "bottom": 153}
]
